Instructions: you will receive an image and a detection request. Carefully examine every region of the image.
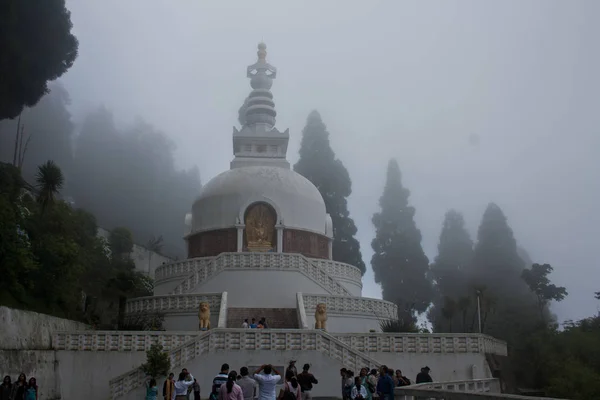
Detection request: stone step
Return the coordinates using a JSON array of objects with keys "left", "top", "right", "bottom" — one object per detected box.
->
[{"left": 227, "top": 307, "right": 299, "bottom": 329}]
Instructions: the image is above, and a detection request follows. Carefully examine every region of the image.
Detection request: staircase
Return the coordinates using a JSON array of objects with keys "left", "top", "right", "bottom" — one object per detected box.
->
[{"left": 226, "top": 307, "right": 299, "bottom": 328}]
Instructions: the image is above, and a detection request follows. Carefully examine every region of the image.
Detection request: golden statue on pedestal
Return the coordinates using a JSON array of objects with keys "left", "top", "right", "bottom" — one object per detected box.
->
[{"left": 245, "top": 203, "right": 275, "bottom": 252}]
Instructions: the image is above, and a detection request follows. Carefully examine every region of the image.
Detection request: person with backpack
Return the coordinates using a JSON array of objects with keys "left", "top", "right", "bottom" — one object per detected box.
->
[
  {"left": 278, "top": 370, "right": 301, "bottom": 400},
  {"left": 296, "top": 364, "right": 318, "bottom": 400}
]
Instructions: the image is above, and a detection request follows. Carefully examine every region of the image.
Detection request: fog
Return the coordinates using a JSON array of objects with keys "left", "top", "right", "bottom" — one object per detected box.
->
[{"left": 61, "top": 0, "right": 599, "bottom": 323}]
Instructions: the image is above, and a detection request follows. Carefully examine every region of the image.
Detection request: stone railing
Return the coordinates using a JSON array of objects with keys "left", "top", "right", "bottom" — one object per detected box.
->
[
  {"left": 154, "top": 257, "right": 214, "bottom": 281},
  {"left": 109, "top": 328, "right": 380, "bottom": 399},
  {"left": 301, "top": 293, "right": 398, "bottom": 320},
  {"left": 155, "top": 254, "right": 363, "bottom": 288},
  {"left": 333, "top": 332, "right": 507, "bottom": 356},
  {"left": 170, "top": 252, "right": 353, "bottom": 297},
  {"left": 52, "top": 331, "right": 199, "bottom": 351},
  {"left": 125, "top": 293, "right": 222, "bottom": 315},
  {"left": 395, "top": 386, "right": 565, "bottom": 400},
  {"left": 405, "top": 378, "right": 501, "bottom": 393},
  {"left": 217, "top": 292, "right": 228, "bottom": 328}
]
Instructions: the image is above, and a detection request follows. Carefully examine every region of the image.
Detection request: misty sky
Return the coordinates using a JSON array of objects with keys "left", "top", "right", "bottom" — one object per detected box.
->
[{"left": 61, "top": 0, "right": 599, "bottom": 323}]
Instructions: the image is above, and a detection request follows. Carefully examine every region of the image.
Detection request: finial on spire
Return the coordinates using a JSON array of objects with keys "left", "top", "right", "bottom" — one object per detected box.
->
[
  {"left": 257, "top": 42, "right": 267, "bottom": 61},
  {"left": 243, "top": 43, "right": 277, "bottom": 127}
]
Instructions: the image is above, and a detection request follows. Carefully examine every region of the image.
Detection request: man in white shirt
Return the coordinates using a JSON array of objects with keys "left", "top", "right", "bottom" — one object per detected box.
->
[
  {"left": 253, "top": 364, "right": 281, "bottom": 400},
  {"left": 242, "top": 319, "right": 249, "bottom": 328}
]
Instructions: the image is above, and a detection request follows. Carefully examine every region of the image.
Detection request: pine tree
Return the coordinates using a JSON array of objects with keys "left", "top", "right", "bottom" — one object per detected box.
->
[
  {"left": 294, "top": 111, "right": 365, "bottom": 274},
  {"left": 470, "top": 203, "right": 538, "bottom": 339},
  {"left": 371, "top": 159, "right": 432, "bottom": 323},
  {"left": 429, "top": 210, "right": 473, "bottom": 332}
]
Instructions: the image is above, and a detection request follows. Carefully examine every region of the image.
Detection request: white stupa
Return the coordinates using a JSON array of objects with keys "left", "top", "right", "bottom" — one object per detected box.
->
[{"left": 125, "top": 43, "right": 398, "bottom": 332}]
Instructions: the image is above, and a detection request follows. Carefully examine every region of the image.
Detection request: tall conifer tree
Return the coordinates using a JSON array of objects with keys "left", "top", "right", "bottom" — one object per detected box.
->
[
  {"left": 429, "top": 210, "right": 474, "bottom": 332},
  {"left": 294, "top": 111, "right": 365, "bottom": 274},
  {"left": 371, "top": 159, "right": 432, "bottom": 323},
  {"left": 470, "top": 203, "right": 538, "bottom": 339}
]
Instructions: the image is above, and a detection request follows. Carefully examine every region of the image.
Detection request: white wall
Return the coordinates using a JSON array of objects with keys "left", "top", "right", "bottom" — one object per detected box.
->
[
  {"left": 192, "top": 270, "right": 330, "bottom": 307},
  {"left": 0, "top": 306, "right": 88, "bottom": 350},
  {"left": 57, "top": 351, "right": 146, "bottom": 400},
  {"left": 0, "top": 307, "right": 89, "bottom": 400}
]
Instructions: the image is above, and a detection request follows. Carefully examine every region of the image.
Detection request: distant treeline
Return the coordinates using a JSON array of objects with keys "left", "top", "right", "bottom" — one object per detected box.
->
[{"left": 0, "top": 82, "right": 201, "bottom": 258}]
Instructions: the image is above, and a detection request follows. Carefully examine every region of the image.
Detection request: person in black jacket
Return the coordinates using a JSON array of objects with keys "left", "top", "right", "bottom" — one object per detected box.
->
[
  {"left": 297, "top": 364, "right": 319, "bottom": 400},
  {"left": 415, "top": 367, "right": 433, "bottom": 384},
  {"left": 0, "top": 376, "right": 12, "bottom": 400}
]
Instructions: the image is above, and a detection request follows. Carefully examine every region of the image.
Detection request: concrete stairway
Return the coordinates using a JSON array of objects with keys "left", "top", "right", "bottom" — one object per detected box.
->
[{"left": 227, "top": 308, "right": 299, "bottom": 328}]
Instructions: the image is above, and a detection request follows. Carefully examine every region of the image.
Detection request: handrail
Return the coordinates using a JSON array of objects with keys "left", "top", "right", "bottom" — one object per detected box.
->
[
  {"left": 125, "top": 293, "right": 222, "bottom": 315},
  {"left": 395, "top": 387, "right": 567, "bottom": 399},
  {"left": 302, "top": 293, "right": 398, "bottom": 320},
  {"left": 333, "top": 332, "right": 507, "bottom": 356},
  {"left": 169, "top": 252, "right": 353, "bottom": 297},
  {"left": 155, "top": 253, "right": 362, "bottom": 286}
]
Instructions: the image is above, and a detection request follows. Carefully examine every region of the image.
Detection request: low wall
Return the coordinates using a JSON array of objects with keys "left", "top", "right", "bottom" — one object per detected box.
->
[
  {"left": 0, "top": 307, "right": 89, "bottom": 400},
  {"left": 0, "top": 306, "right": 89, "bottom": 349}
]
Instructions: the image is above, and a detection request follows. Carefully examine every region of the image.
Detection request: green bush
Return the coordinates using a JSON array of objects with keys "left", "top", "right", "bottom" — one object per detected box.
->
[{"left": 141, "top": 344, "right": 171, "bottom": 378}]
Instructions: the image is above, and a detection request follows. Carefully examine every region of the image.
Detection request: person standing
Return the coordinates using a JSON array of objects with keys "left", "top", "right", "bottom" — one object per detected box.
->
[
  {"left": 219, "top": 371, "right": 243, "bottom": 400},
  {"left": 253, "top": 364, "right": 281, "bottom": 400},
  {"left": 415, "top": 367, "right": 432, "bottom": 384},
  {"left": 12, "top": 373, "right": 27, "bottom": 400},
  {"left": 237, "top": 367, "right": 257, "bottom": 400},
  {"left": 24, "top": 378, "right": 37, "bottom": 400},
  {"left": 214, "top": 364, "right": 231, "bottom": 391},
  {"left": 394, "top": 370, "right": 410, "bottom": 387},
  {"left": 146, "top": 378, "right": 159, "bottom": 400},
  {"left": 249, "top": 319, "right": 258, "bottom": 329},
  {"left": 277, "top": 370, "right": 301, "bottom": 400},
  {"left": 242, "top": 319, "right": 249, "bottom": 328},
  {"left": 285, "top": 361, "right": 297, "bottom": 378},
  {"left": 192, "top": 379, "right": 201, "bottom": 400},
  {"left": 297, "top": 364, "right": 318, "bottom": 400},
  {"left": 376, "top": 366, "right": 394, "bottom": 400},
  {"left": 164, "top": 373, "right": 175, "bottom": 400},
  {"left": 350, "top": 377, "right": 367, "bottom": 400},
  {"left": 0, "top": 376, "right": 12, "bottom": 400},
  {"left": 174, "top": 372, "right": 195, "bottom": 400},
  {"left": 358, "top": 369, "right": 373, "bottom": 400}
]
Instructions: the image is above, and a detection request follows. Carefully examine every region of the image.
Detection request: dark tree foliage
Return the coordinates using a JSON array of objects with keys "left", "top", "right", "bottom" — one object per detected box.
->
[
  {"left": 69, "top": 108, "right": 202, "bottom": 258},
  {"left": 0, "top": 163, "right": 37, "bottom": 304},
  {"left": 141, "top": 344, "right": 171, "bottom": 379},
  {"left": 371, "top": 159, "right": 432, "bottom": 323},
  {"left": 522, "top": 263, "right": 568, "bottom": 322},
  {"left": 0, "top": 0, "right": 78, "bottom": 119},
  {"left": 428, "top": 210, "right": 474, "bottom": 332},
  {"left": 470, "top": 203, "right": 539, "bottom": 343},
  {"left": 294, "top": 111, "right": 365, "bottom": 274},
  {"left": 0, "top": 82, "right": 74, "bottom": 182}
]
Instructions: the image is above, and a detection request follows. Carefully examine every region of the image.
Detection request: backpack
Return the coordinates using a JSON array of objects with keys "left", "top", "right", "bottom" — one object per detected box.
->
[
  {"left": 282, "top": 382, "right": 297, "bottom": 400},
  {"left": 366, "top": 381, "right": 376, "bottom": 394}
]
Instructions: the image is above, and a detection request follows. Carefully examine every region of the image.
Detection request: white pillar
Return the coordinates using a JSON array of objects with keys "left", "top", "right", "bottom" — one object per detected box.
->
[
  {"left": 328, "top": 239, "right": 333, "bottom": 260},
  {"left": 236, "top": 224, "right": 245, "bottom": 252},
  {"left": 275, "top": 225, "right": 284, "bottom": 253}
]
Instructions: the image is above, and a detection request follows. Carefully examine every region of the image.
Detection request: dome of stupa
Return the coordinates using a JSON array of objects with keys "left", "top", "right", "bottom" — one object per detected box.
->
[{"left": 190, "top": 166, "right": 328, "bottom": 235}]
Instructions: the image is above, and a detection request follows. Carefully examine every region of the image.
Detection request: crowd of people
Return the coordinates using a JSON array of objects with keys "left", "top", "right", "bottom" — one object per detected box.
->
[
  {"left": 156, "top": 360, "right": 432, "bottom": 400},
  {"left": 340, "top": 365, "right": 433, "bottom": 400},
  {"left": 241, "top": 318, "right": 268, "bottom": 329},
  {"left": 0, "top": 374, "right": 38, "bottom": 400},
  {"left": 158, "top": 361, "right": 317, "bottom": 400}
]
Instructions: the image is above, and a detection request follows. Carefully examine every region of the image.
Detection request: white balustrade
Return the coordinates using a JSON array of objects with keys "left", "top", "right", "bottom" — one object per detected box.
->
[
  {"left": 53, "top": 331, "right": 198, "bottom": 351},
  {"left": 125, "top": 293, "right": 222, "bottom": 315},
  {"left": 169, "top": 252, "right": 353, "bottom": 297},
  {"left": 403, "top": 378, "right": 501, "bottom": 393},
  {"left": 155, "top": 253, "right": 362, "bottom": 288},
  {"left": 302, "top": 293, "right": 398, "bottom": 320},
  {"left": 333, "top": 333, "right": 507, "bottom": 356}
]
